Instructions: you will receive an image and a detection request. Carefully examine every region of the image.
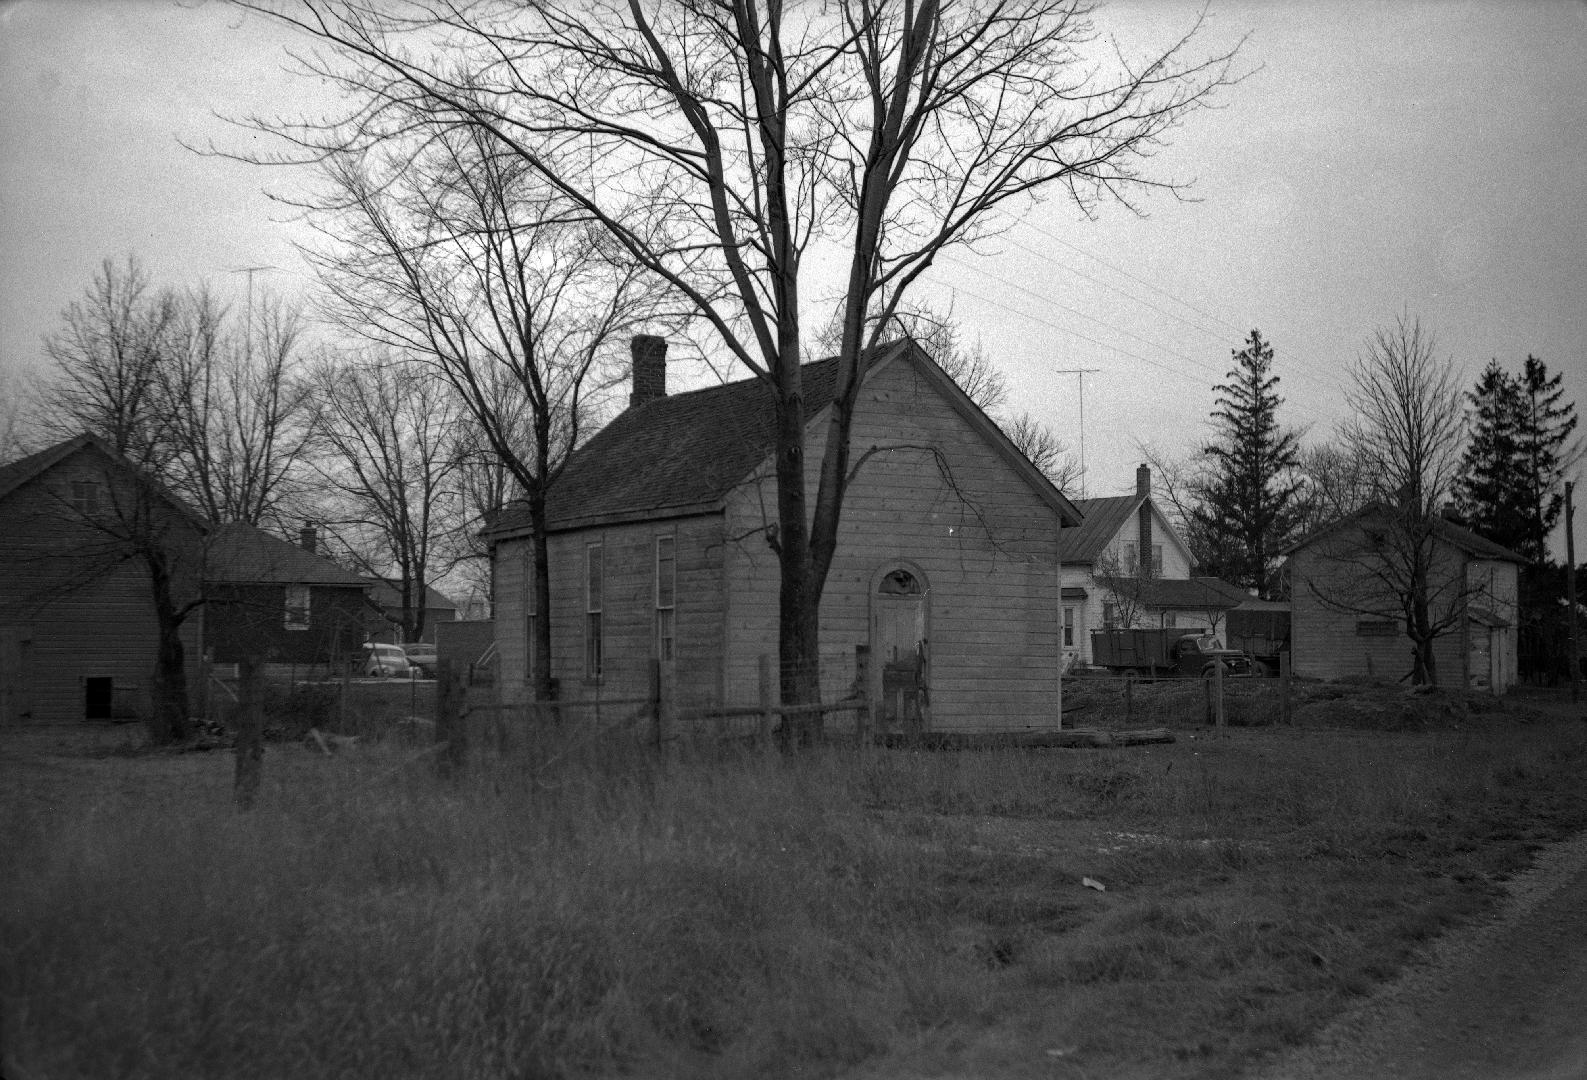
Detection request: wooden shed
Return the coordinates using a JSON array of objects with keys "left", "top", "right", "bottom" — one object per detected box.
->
[
  {"left": 486, "top": 338, "right": 1083, "bottom": 732},
  {"left": 1286, "top": 505, "right": 1523, "bottom": 692}
]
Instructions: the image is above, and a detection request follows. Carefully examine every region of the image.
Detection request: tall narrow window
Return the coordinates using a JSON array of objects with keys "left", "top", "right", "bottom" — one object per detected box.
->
[
  {"left": 1151, "top": 543, "right": 1164, "bottom": 575},
  {"left": 1062, "top": 606, "right": 1075, "bottom": 647},
  {"left": 1103, "top": 602, "right": 1119, "bottom": 629},
  {"left": 585, "top": 542, "right": 603, "bottom": 679},
  {"left": 524, "top": 548, "right": 538, "bottom": 687},
  {"left": 655, "top": 535, "right": 676, "bottom": 662},
  {"left": 1120, "top": 542, "right": 1138, "bottom": 575},
  {"left": 284, "top": 584, "right": 310, "bottom": 630}
]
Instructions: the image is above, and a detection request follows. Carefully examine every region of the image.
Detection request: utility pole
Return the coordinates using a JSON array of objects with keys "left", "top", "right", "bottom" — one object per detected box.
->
[
  {"left": 228, "top": 265, "right": 276, "bottom": 365},
  {"left": 1567, "top": 480, "right": 1578, "bottom": 703},
  {"left": 1055, "top": 368, "right": 1100, "bottom": 497}
]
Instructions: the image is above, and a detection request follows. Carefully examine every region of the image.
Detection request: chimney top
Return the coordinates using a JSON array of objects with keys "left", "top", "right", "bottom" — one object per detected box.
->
[
  {"left": 1136, "top": 464, "right": 1151, "bottom": 500},
  {"left": 630, "top": 335, "right": 668, "bottom": 408}
]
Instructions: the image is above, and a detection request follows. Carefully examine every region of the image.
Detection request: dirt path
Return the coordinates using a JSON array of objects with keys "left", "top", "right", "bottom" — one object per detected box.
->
[{"left": 1254, "top": 826, "right": 1587, "bottom": 1080}]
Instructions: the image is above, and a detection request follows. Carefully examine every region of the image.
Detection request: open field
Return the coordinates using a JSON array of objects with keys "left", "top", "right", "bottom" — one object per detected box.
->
[{"left": 3, "top": 684, "right": 1586, "bottom": 1079}]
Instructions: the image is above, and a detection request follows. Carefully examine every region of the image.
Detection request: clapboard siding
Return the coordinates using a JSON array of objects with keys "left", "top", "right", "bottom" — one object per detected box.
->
[
  {"left": 0, "top": 445, "right": 204, "bottom": 724},
  {"left": 1290, "top": 528, "right": 1521, "bottom": 690},
  {"left": 722, "top": 355, "right": 1063, "bottom": 729},
  {"left": 495, "top": 516, "right": 726, "bottom": 707}
]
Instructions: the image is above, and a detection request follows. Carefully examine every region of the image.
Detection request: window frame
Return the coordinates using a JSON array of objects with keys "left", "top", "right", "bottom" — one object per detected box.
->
[
  {"left": 584, "top": 541, "right": 604, "bottom": 680},
  {"left": 68, "top": 479, "right": 100, "bottom": 516},
  {"left": 1061, "top": 605, "right": 1075, "bottom": 648},
  {"left": 654, "top": 534, "right": 676, "bottom": 663},
  {"left": 284, "top": 583, "right": 311, "bottom": 631}
]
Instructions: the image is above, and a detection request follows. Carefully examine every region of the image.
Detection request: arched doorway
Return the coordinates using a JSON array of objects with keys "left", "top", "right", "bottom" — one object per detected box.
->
[{"left": 872, "top": 565, "right": 929, "bottom": 733}]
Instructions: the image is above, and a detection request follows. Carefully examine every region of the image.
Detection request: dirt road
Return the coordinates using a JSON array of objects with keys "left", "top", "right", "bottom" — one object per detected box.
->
[{"left": 1255, "top": 827, "right": 1587, "bottom": 1080}]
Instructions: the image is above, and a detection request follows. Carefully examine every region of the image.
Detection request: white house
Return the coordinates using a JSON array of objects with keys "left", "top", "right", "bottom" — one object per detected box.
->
[{"left": 1057, "top": 465, "right": 1248, "bottom": 666}]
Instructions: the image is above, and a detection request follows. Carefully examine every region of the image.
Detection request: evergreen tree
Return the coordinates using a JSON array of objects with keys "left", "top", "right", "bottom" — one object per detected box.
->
[
  {"left": 1453, "top": 359, "right": 1530, "bottom": 553},
  {"left": 1454, "top": 355, "right": 1578, "bottom": 563},
  {"left": 1517, "top": 355, "right": 1579, "bottom": 563},
  {"left": 1187, "top": 329, "right": 1305, "bottom": 596}
]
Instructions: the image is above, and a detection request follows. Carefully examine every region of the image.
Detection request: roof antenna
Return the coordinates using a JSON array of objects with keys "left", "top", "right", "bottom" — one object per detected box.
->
[{"left": 1054, "top": 368, "right": 1099, "bottom": 497}]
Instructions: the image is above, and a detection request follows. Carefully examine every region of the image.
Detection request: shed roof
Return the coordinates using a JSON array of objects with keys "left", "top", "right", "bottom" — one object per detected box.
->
[
  {"left": 207, "top": 522, "right": 369, "bottom": 586},
  {"left": 364, "top": 577, "right": 459, "bottom": 612},
  {"left": 1141, "top": 576, "right": 1250, "bottom": 611}
]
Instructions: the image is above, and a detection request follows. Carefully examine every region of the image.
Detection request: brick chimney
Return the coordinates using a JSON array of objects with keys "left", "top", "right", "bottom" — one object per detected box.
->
[
  {"left": 629, "top": 334, "right": 668, "bottom": 408},
  {"left": 1136, "top": 465, "right": 1152, "bottom": 579},
  {"left": 300, "top": 521, "right": 317, "bottom": 554}
]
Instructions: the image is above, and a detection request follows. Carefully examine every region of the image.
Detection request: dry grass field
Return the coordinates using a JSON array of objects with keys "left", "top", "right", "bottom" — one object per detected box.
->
[{"left": 3, "top": 682, "right": 1585, "bottom": 1080}]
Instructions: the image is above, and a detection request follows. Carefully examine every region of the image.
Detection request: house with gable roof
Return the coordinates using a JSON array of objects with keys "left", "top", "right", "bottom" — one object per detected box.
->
[
  {"left": 1285, "top": 503, "right": 1523, "bottom": 691},
  {"left": 204, "top": 522, "right": 372, "bottom": 666},
  {"left": 1056, "top": 465, "right": 1251, "bottom": 667},
  {"left": 0, "top": 433, "right": 208, "bottom": 724},
  {"left": 485, "top": 335, "right": 1085, "bottom": 732}
]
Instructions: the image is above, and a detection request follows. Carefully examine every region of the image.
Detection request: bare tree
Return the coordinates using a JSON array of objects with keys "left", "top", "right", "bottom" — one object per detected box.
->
[
  {"left": 307, "top": 352, "right": 467, "bottom": 644},
  {"left": 39, "top": 256, "right": 180, "bottom": 464},
  {"left": 1292, "top": 441, "right": 1375, "bottom": 535},
  {"left": 240, "top": 0, "right": 1240, "bottom": 734},
  {"left": 161, "top": 285, "right": 318, "bottom": 528},
  {"left": 298, "top": 124, "right": 666, "bottom": 703},
  {"left": 1005, "top": 411, "right": 1080, "bottom": 494},
  {"left": 1304, "top": 316, "right": 1470, "bottom": 686}
]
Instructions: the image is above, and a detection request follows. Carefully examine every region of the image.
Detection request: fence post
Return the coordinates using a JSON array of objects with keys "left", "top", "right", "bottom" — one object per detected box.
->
[
  {"left": 758, "top": 654, "right": 773, "bottom": 742},
  {"left": 1280, "top": 651, "right": 1292, "bottom": 725},
  {"left": 854, "top": 644, "right": 871, "bottom": 746},
  {"left": 649, "top": 659, "right": 664, "bottom": 751},
  {"left": 1204, "top": 672, "right": 1214, "bottom": 726},
  {"left": 1214, "top": 658, "right": 1226, "bottom": 728},
  {"left": 1125, "top": 675, "right": 1133, "bottom": 725},
  {"left": 436, "top": 659, "right": 466, "bottom": 779},
  {"left": 233, "top": 656, "right": 264, "bottom": 811}
]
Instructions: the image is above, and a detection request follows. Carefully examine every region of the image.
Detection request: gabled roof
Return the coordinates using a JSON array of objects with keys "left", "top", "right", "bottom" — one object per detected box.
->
[
  {"left": 0, "top": 432, "right": 209, "bottom": 531},
  {"left": 1057, "top": 494, "right": 1139, "bottom": 564},
  {"left": 1283, "top": 502, "right": 1526, "bottom": 564},
  {"left": 364, "top": 576, "right": 459, "bottom": 612},
  {"left": 207, "top": 522, "right": 369, "bottom": 586},
  {"left": 488, "top": 339, "right": 1080, "bottom": 536}
]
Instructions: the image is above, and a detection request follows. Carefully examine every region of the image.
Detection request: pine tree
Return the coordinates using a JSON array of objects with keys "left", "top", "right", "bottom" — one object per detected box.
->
[
  {"left": 1455, "top": 355, "right": 1579, "bottom": 563},
  {"left": 1188, "top": 330, "right": 1305, "bottom": 596},
  {"left": 1516, "top": 355, "right": 1579, "bottom": 563},
  {"left": 1453, "top": 359, "right": 1530, "bottom": 553}
]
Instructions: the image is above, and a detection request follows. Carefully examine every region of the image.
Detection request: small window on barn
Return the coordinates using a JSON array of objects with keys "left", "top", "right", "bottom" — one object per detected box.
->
[
  {"left": 585, "top": 542, "right": 603, "bottom": 679},
  {"left": 1355, "top": 619, "right": 1397, "bottom": 637},
  {"left": 655, "top": 535, "right": 676, "bottom": 663},
  {"left": 68, "top": 480, "right": 100, "bottom": 516},
  {"left": 878, "top": 569, "right": 921, "bottom": 595},
  {"left": 284, "top": 584, "right": 310, "bottom": 630}
]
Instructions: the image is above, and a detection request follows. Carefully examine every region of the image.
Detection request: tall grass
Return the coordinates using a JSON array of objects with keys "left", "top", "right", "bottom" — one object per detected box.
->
[{"left": 5, "top": 714, "right": 1586, "bottom": 1079}]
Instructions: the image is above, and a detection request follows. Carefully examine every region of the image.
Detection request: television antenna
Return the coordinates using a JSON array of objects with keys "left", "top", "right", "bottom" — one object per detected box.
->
[{"left": 1054, "top": 368, "right": 1100, "bottom": 497}]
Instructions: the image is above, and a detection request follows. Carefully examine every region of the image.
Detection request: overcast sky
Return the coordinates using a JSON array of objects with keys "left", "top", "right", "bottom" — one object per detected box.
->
[{"left": 2, "top": 0, "right": 1584, "bottom": 557}]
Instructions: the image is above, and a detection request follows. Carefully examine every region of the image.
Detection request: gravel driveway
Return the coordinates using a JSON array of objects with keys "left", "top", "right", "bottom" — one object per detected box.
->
[{"left": 1254, "top": 826, "right": 1587, "bottom": 1080}]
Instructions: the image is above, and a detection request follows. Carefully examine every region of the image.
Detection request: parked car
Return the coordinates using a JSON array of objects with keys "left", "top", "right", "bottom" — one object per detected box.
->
[
  {"left": 361, "top": 642, "right": 412, "bottom": 678},
  {"left": 403, "top": 643, "right": 438, "bottom": 678}
]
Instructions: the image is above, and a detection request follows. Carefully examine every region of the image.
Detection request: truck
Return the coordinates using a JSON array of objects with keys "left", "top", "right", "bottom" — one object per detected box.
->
[
  {"left": 1089, "top": 627, "right": 1256, "bottom": 679},
  {"left": 1223, "top": 606, "right": 1291, "bottom": 677}
]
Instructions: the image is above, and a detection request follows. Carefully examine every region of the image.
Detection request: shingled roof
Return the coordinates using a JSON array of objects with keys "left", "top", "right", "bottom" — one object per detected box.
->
[
  {"left": 489, "top": 347, "right": 890, "bottom": 535},
  {"left": 1283, "top": 502, "right": 1526, "bottom": 564},
  {"left": 207, "top": 522, "right": 369, "bottom": 586}
]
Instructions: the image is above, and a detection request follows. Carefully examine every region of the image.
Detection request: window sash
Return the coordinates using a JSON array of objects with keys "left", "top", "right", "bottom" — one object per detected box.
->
[
  {"left": 284, "top": 584, "right": 310, "bottom": 630},
  {"left": 585, "top": 542, "right": 603, "bottom": 678},
  {"left": 655, "top": 535, "right": 676, "bottom": 662}
]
